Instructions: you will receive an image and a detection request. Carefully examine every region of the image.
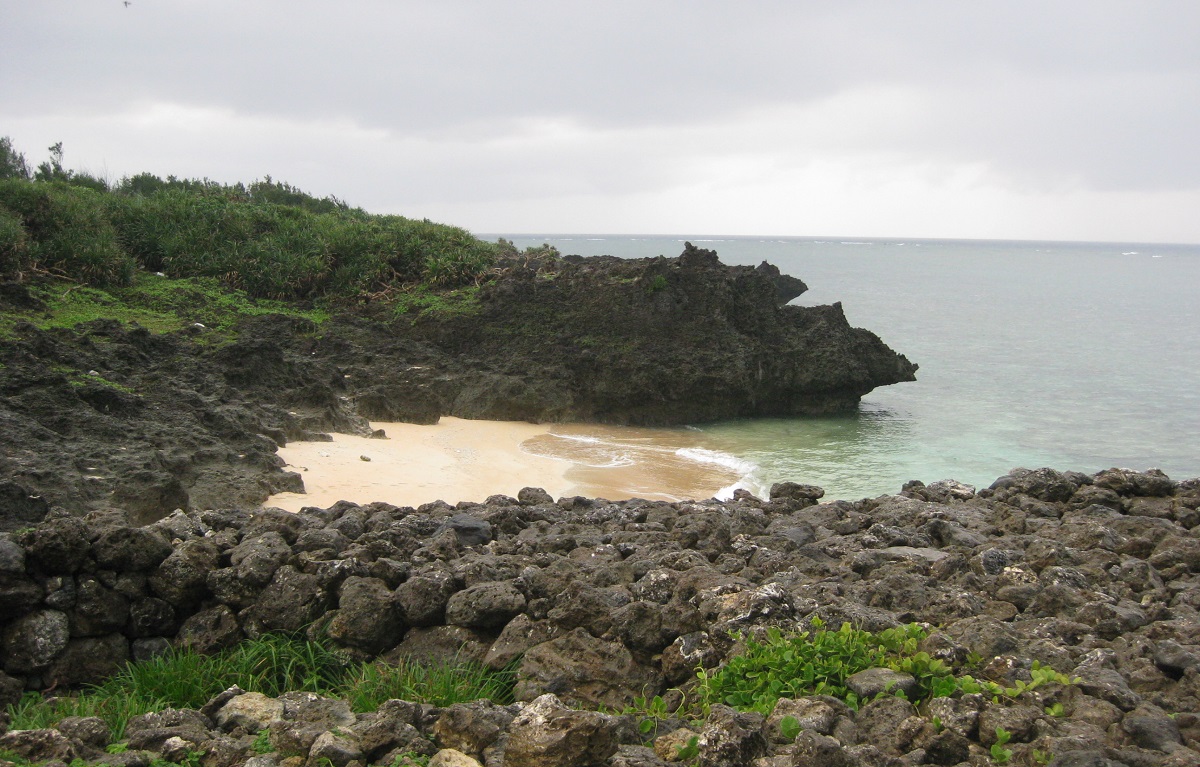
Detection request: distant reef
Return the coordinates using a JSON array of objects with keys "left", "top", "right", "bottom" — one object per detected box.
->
[{"left": 0, "top": 243, "right": 915, "bottom": 525}]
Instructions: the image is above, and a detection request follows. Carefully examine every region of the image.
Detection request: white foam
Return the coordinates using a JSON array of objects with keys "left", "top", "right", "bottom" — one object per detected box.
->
[
  {"left": 676, "top": 447, "right": 757, "bottom": 474},
  {"left": 550, "top": 433, "right": 604, "bottom": 444}
]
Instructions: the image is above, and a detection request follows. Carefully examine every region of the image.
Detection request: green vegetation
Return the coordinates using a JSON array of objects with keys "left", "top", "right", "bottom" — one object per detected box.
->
[
  {"left": 4, "top": 633, "right": 515, "bottom": 742},
  {"left": 0, "top": 137, "right": 508, "bottom": 305},
  {"left": 0, "top": 272, "right": 330, "bottom": 340},
  {"left": 691, "top": 619, "right": 1076, "bottom": 715},
  {"left": 615, "top": 620, "right": 1079, "bottom": 756},
  {"left": 391, "top": 283, "right": 483, "bottom": 321},
  {"left": 990, "top": 726, "right": 1013, "bottom": 763}
]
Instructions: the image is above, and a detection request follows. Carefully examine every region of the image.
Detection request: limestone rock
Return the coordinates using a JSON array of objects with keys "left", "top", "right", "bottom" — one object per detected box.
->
[{"left": 503, "top": 694, "right": 619, "bottom": 767}]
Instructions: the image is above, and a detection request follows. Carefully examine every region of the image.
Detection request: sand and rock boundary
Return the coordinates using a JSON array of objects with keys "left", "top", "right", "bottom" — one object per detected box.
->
[{"left": 1, "top": 466, "right": 1198, "bottom": 766}]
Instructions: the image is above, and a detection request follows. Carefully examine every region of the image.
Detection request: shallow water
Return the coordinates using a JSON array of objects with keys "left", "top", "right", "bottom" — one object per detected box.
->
[{"left": 495, "top": 235, "right": 1200, "bottom": 499}]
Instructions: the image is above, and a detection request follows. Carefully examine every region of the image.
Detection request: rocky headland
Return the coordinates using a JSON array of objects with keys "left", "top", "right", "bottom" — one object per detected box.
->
[
  {"left": 1, "top": 467, "right": 1198, "bottom": 766},
  {"left": 0, "top": 244, "right": 915, "bottom": 528}
]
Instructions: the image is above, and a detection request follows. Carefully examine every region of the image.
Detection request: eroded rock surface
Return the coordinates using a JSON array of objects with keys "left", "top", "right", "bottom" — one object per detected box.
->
[{"left": 0, "top": 245, "right": 914, "bottom": 526}]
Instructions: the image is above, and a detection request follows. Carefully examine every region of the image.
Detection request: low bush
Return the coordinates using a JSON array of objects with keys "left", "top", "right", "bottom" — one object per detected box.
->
[
  {"left": 0, "top": 204, "right": 31, "bottom": 276},
  {"left": 0, "top": 136, "right": 500, "bottom": 300},
  {"left": 0, "top": 180, "right": 133, "bottom": 286},
  {"left": 695, "top": 618, "right": 1076, "bottom": 715}
]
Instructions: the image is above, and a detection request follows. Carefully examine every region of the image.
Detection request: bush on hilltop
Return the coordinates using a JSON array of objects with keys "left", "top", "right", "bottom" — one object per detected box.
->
[{"left": 0, "top": 136, "right": 500, "bottom": 299}]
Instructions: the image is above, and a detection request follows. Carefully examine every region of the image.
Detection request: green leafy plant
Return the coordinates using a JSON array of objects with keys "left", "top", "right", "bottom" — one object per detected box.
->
[
  {"left": 251, "top": 729, "right": 273, "bottom": 754},
  {"left": 1032, "top": 748, "right": 1053, "bottom": 765},
  {"left": 990, "top": 727, "right": 1013, "bottom": 764},
  {"left": 694, "top": 620, "right": 1079, "bottom": 720},
  {"left": 779, "top": 715, "right": 802, "bottom": 741},
  {"left": 1044, "top": 702, "right": 1065, "bottom": 717},
  {"left": 644, "top": 274, "right": 669, "bottom": 293},
  {"left": 696, "top": 620, "right": 952, "bottom": 714},
  {"left": 674, "top": 735, "right": 700, "bottom": 761}
]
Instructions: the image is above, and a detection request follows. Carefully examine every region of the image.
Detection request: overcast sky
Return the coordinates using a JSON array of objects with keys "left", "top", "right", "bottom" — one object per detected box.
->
[{"left": 4, "top": 1, "right": 1199, "bottom": 243}]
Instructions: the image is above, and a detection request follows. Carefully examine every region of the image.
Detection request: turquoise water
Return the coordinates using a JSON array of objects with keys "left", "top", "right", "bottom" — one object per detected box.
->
[{"left": 489, "top": 235, "right": 1200, "bottom": 499}]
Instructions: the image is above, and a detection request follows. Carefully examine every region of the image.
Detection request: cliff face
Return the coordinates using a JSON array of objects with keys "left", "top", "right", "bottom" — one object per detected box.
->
[
  {"left": 380, "top": 243, "right": 917, "bottom": 425},
  {"left": 0, "top": 245, "right": 915, "bottom": 524}
]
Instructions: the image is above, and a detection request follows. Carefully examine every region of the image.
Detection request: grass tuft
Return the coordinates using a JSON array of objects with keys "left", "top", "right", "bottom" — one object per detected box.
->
[{"left": 4, "top": 634, "right": 516, "bottom": 743}]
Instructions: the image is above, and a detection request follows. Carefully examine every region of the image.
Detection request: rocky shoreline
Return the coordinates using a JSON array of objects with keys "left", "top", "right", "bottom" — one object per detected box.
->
[
  {"left": 0, "top": 244, "right": 915, "bottom": 528},
  {"left": 2, "top": 466, "right": 1198, "bottom": 766}
]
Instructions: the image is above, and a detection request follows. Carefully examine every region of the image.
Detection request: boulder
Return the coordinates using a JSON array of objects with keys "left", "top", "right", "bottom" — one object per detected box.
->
[
  {"left": 515, "top": 627, "right": 663, "bottom": 709},
  {"left": 445, "top": 581, "right": 526, "bottom": 630},
  {"left": 432, "top": 699, "right": 516, "bottom": 760},
  {"left": 502, "top": 694, "right": 620, "bottom": 767},
  {"left": 92, "top": 526, "right": 173, "bottom": 571},
  {"left": 326, "top": 576, "right": 405, "bottom": 654},
  {"left": 2, "top": 608, "right": 69, "bottom": 673}
]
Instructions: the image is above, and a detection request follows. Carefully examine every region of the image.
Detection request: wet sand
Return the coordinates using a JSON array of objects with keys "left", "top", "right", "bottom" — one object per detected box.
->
[{"left": 267, "top": 418, "right": 747, "bottom": 511}]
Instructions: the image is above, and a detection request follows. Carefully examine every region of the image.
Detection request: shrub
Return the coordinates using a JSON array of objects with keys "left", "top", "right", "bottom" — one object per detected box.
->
[
  {"left": 0, "top": 204, "right": 31, "bottom": 277},
  {"left": 0, "top": 180, "right": 132, "bottom": 286},
  {"left": 0, "top": 136, "right": 31, "bottom": 180},
  {"left": 695, "top": 619, "right": 1076, "bottom": 715}
]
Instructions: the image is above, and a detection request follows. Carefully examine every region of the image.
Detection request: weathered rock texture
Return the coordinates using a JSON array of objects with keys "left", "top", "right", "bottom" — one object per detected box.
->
[
  {"left": 1, "top": 466, "right": 1198, "bottom": 765},
  {"left": 0, "top": 244, "right": 915, "bottom": 527}
]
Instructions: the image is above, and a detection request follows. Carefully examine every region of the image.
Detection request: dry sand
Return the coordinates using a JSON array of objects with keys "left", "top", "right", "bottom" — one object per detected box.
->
[{"left": 266, "top": 417, "right": 746, "bottom": 511}]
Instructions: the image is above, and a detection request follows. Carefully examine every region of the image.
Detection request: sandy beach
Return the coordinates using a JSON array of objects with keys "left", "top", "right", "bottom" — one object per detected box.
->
[{"left": 267, "top": 417, "right": 749, "bottom": 511}]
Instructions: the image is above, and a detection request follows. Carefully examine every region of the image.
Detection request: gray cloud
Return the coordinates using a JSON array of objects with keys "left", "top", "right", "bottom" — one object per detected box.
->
[{"left": 3, "top": 1, "right": 1198, "bottom": 240}]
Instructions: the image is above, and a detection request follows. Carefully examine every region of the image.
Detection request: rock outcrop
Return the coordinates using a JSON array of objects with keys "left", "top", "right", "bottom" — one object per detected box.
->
[
  {"left": 0, "top": 245, "right": 915, "bottom": 526},
  {"left": 1, "top": 466, "right": 1198, "bottom": 765}
]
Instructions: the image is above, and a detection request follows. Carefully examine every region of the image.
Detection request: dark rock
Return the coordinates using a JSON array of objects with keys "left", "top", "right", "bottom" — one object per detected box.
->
[
  {"left": 124, "top": 708, "right": 213, "bottom": 752},
  {"left": 395, "top": 572, "right": 460, "bottom": 627},
  {"left": 176, "top": 604, "right": 242, "bottom": 654},
  {"left": 246, "top": 566, "right": 331, "bottom": 633},
  {"left": 47, "top": 633, "right": 129, "bottom": 686},
  {"left": 0, "top": 536, "right": 25, "bottom": 573},
  {"left": 515, "top": 627, "right": 663, "bottom": 709},
  {"left": 385, "top": 624, "right": 493, "bottom": 666},
  {"left": 2, "top": 608, "right": 69, "bottom": 673},
  {"left": 445, "top": 581, "right": 526, "bottom": 630},
  {"left": 19, "top": 514, "right": 90, "bottom": 574},
  {"left": 436, "top": 514, "right": 494, "bottom": 547},
  {"left": 484, "top": 614, "right": 559, "bottom": 670},
  {"left": 0, "top": 572, "right": 43, "bottom": 615},
  {"left": 231, "top": 532, "right": 293, "bottom": 587},
  {"left": 0, "top": 728, "right": 80, "bottom": 762},
  {"left": 56, "top": 715, "right": 110, "bottom": 748},
  {"left": 853, "top": 697, "right": 917, "bottom": 755},
  {"left": 1121, "top": 705, "right": 1183, "bottom": 753},
  {"left": 92, "top": 526, "right": 173, "bottom": 571},
  {"left": 432, "top": 699, "right": 516, "bottom": 761},
  {"left": 695, "top": 705, "right": 767, "bottom": 767},
  {"left": 70, "top": 577, "right": 130, "bottom": 636},
  {"left": 350, "top": 699, "right": 432, "bottom": 762},
  {"left": 518, "top": 487, "right": 554, "bottom": 505},
  {"left": 788, "top": 729, "right": 848, "bottom": 767},
  {"left": 326, "top": 576, "right": 404, "bottom": 654},
  {"left": 149, "top": 539, "right": 220, "bottom": 607},
  {"left": 769, "top": 483, "right": 825, "bottom": 504}
]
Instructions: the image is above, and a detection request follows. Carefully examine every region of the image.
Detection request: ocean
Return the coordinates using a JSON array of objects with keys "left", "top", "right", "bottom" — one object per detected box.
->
[{"left": 486, "top": 235, "right": 1200, "bottom": 501}]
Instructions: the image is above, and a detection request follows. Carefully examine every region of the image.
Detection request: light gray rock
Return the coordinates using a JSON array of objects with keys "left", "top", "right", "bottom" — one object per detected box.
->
[
  {"left": 215, "top": 691, "right": 284, "bottom": 733},
  {"left": 503, "top": 694, "right": 619, "bottom": 767},
  {"left": 2, "top": 608, "right": 69, "bottom": 673}
]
